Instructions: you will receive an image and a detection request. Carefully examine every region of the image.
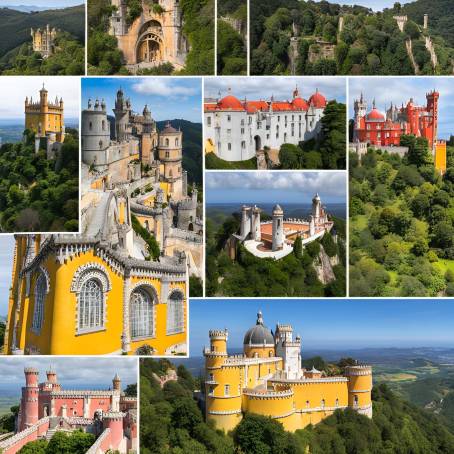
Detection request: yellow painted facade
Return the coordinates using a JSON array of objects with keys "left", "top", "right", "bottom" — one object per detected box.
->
[
  {"left": 435, "top": 140, "right": 447, "bottom": 175},
  {"left": 24, "top": 85, "right": 65, "bottom": 142},
  {"left": 5, "top": 229, "right": 188, "bottom": 356},
  {"left": 204, "top": 313, "right": 373, "bottom": 433}
]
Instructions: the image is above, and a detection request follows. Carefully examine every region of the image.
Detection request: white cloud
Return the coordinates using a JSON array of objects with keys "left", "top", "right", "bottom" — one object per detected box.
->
[
  {"left": 206, "top": 171, "right": 346, "bottom": 197},
  {"left": 132, "top": 79, "right": 200, "bottom": 98},
  {"left": 0, "top": 76, "right": 80, "bottom": 119}
]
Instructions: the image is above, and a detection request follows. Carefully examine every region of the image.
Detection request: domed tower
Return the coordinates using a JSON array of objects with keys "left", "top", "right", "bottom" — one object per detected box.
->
[
  {"left": 158, "top": 122, "right": 183, "bottom": 199},
  {"left": 345, "top": 365, "right": 373, "bottom": 418},
  {"left": 113, "top": 88, "right": 132, "bottom": 142},
  {"left": 312, "top": 193, "right": 321, "bottom": 222},
  {"left": 113, "top": 373, "right": 121, "bottom": 392},
  {"left": 82, "top": 98, "right": 111, "bottom": 170},
  {"left": 251, "top": 205, "right": 261, "bottom": 241},
  {"left": 272, "top": 205, "right": 284, "bottom": 251},
  {"left": 243, "top": 311, "right": 275, "bottom": 358},
  {"left": 19, "top": 367, "right": 40, "bottom": 430}
]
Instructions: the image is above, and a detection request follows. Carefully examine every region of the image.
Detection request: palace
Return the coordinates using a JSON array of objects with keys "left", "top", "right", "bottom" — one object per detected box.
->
[
  {"left": 109, "top": 0, "right": 188, "bottom": 73},
  {"left": 204, "top": 87, "right": 327, "bottom": 162},
  {"left": 3, "top": 87, "right": 202, "bottom": 356},
  {"left": 351, "top": 91, "right": 447, "bottom": 174},
  {"left": 0, "top": 367, "right": 137, "bottom": 454},
  {"left": 353, "top": 91, "right": 439, "bottom": 149},
  {"left": 203, "top": 312, "right": 372, "bottom": 433},
  {"left": 24, "top": 84, "right": 65, "bottom": 156},
  {"left": 226, "top": 194, "right": 334, "bottom": 260},
  {"left": 31, "top": 25, "right": 57, "bottom": 58}
]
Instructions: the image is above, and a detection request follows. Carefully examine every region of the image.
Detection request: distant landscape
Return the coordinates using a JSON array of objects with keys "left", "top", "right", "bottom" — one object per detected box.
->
[
  {"left": 0, "top": 120, "right": 79, "bottom": 143},
  {"left": 0, "top": 396, "right": 18, "bottom": 416}
]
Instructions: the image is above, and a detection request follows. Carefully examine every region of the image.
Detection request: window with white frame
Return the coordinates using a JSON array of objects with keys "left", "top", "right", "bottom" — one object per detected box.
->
[
  {"left": 78, "top": 279, "right": 104, "bottom": 332},
  {"left": 130, "top": 288, "right": 154, "bottom": 338},
  {"left": 321, "top": 399, "right": 325, "bottom": 408},
  {"left": 227, "top": 115, "right": 231, "bottom": 122},
  {"left": 241, "top": 141, "right": 246, "bottom": 149},
  {"left": 167, "top": 290, "right": 184, "bottom": 334},
  {"left": 207, "top": 116, "right": 211, "bottom": 126},
  {"left": 228, "top": 143, "right": 231, "bottom": 151},
  {"left": 32, "top": 273, "right": 47, "bottom": 332}
]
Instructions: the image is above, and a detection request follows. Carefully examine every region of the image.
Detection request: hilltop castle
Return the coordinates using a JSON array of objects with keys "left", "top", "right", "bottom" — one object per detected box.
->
[
  {"left": 226, "top": 194, "right": 334, "bottom": 260},
  {"left": 0, "top": 367, "right": 136, "bottom": 454},
  {"left": 351, "top": 91, "right": 446, "bottom": 173},
  {"left": 109, "top": 0, "right": 188, "bottom": 73},
  {"left": 204, "top": 87, "right": 327, "bottom": 163},
  {"left": 31, "top": 25, "right": 57, "bottom": 58},
  {"left": 24, "top": 84, "right": 65, "bottom": 156},
  {"left": 203, "top": 312, "right": 372, "bottom": 433}
]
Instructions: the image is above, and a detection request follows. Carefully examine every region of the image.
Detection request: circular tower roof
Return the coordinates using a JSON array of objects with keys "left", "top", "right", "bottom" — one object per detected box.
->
[
  {"left": 243, "top": 311, "right": 274, "bottom": 346},
  {"left": 292, "top": 97, "right": 309, "bottom": 110},
  {"left": 366, "top": 108, "right": 385, "bottom": 121},
  {"left": 218, "top": 95, "right": 244, "bottom": 110},
  {"left": 309, "top": 89, "right": 327, "bottom": 108}
]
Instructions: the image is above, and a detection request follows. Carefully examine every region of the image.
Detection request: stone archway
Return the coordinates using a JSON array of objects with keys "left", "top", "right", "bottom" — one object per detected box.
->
[{"left": 136, "top": 20, "right": 164, "bottom": 64}]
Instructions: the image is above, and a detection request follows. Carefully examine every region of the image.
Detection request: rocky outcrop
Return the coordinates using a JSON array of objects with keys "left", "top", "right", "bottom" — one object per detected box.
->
[{"left": 314, "top": 244, "right": 337, "bottom": 285}]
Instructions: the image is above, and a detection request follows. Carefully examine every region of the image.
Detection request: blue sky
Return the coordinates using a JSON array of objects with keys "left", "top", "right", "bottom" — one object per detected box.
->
[
  {"left": 189, "top": 299, "right": 454, "bottom": 354},
  {"left": 3, "top": 1, "right": 83, "bottom": 7},
  {"left": 349, "top": 77, "right": 454, "bottom": 140},
  {"left": 0, "top": 357, "right": 137, "bottom": 394},
  {"left": 204, "top": 77, "right": 346, "bottom": 104},
  {"left": 206, "top": 171, "right": 347, "bottom": 204},
  {"left": 82, "top": 77, "right": 202, "bottom": 124},
  {"left": 326, "top": 0, "right": 410, "bottom": 11}
]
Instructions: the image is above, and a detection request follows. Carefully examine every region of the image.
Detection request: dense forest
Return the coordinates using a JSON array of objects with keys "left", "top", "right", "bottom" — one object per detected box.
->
[
  {"left": 141, "top": 358, "right": 454, "bottom": 453},
  {"left": 0, "top": 5, "right": 85, "bottom": 75},
  {"left": 217, "top": 0, "right": 247, "bottom": 75},
  {"left": 17, "top": 431, "right": 95, "bottom": 454},
  {"left": 250, "top": 0, "right": 454, "bottom": 75},
  {"left": 0, "top": 128, "right": 79, "bottom": 233},
  {"left": 88, "top": 0, "right": 214, "bottom": 75},
  {"left": 278, "top": 101, "right": 346, "bottom": 169},
  {"left": 350, "top": 136, "right": 454, "bottom": 296},
  {"left": 206, "top": 210, "right": 346, "bottom": 297}
]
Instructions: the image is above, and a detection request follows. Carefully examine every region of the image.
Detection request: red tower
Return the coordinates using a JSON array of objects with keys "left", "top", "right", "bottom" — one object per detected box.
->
[
  {"left": 426, "top": 90, "right": 439, "bottom": 149},
  {"left": 20, "top": 367, "right": 40, "bottom": 430},
  {"left": 104, "top": 413, "right": 125, "bottom": 449}
]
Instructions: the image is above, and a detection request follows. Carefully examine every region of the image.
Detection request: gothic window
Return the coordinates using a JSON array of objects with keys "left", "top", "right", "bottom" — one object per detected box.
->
[
  {"left": 78, "top": 279, "right": 104, "bottom": 332},
  {"left": 165, "top": 151, "right": 169, "bottom": 158},
  {"left": 32, "top": 273, "right": 47, "bottom": 332},
  {"left": 130, "top": 288, "right": 154, "bottom": 338},
  {"left": 165, "top": 138, "right": 169, "bottom": 146},
  {"left": 167, "top": 290, "right": 184, "bottom": 334}
]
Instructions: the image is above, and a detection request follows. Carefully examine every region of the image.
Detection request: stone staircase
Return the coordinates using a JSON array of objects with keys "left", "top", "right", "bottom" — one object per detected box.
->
[{"left": 45, "top": 428, "right": 58, "bottom": 441}]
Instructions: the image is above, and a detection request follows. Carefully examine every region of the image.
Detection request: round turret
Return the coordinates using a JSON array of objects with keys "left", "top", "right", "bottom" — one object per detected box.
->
[
  {"left": 46, "top": 366, "right": 57, "bottom": 384},
  {"left": 345, "top": 365, "right": 373, "bottom": 419},
  {"left": 272, "top": 205, "right": 284, "bottom": 251},
  {"left": 82, "top": 100, "right": 111, "bottom": 166},
  {"left": 113, "top": 373, "right": 121, "bottom": 391}
]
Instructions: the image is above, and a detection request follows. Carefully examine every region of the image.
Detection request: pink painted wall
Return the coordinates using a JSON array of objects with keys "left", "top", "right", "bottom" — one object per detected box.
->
[
  {"left": 53, "top": 398, "right": 84, "bottom": 417},
  {"left": 2, "top": 419, "right": 49, "bottom": 454},
  {"left": 89, "top": 397, "right": 112, "bottom": 416}
]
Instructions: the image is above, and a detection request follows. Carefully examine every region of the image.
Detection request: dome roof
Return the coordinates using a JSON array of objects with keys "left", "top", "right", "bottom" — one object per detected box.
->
[
  {"left": 218, "top": 94, "right": 244, "bottom": 110},
  {"left": 366, "top": 108, "right": 385, "bottom": 121},
  {"left": 161, "top": 121, "right": 179, "bottom": 134},
  {"left": 309, "top": 89, "right": 327, "bottom": 108},
  {"left": 243, "top": 311, "right": 274, "bottom": 346},
  {"left": 273, "top": 204, "right": 283, "bottom": 214},
  {"left": 292, "top": 97, "right": 309, "bottom": 110}
]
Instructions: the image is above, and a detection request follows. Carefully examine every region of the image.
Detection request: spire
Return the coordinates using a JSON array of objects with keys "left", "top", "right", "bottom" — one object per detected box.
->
[
  {"left": 256, "top": 311, "right": 264, "bottom": 326},
  {"left": 372, "top": 98, "right": 376, "bottom": 109}
]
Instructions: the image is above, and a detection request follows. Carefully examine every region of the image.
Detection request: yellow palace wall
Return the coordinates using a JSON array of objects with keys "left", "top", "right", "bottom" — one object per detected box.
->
[{"left": 6, "top": 239, "right": 186, "bottom": 355}]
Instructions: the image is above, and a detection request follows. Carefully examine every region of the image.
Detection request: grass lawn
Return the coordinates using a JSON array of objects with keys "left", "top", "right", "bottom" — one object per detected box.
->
[{"left": 205, "top": 152, "right": 257, "bottom": 169}]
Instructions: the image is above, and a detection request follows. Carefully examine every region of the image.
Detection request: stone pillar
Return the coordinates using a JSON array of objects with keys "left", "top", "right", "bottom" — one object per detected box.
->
[
  {"left": 272, "top": 205, "right": 284, "bottom": 251},
  {"left": 121, "top": 268, "right": 131, "bottom": 353},
  {"left": 424, "top": 14, "right": 428, "bottom": 30}
]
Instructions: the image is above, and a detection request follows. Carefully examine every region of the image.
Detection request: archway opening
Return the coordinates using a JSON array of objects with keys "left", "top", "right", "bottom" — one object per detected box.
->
[{"left": 254, "top": 135, "right": 261, "bottom": 151}]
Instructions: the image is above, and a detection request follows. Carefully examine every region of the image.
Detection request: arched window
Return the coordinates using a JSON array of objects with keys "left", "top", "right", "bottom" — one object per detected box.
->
[
  {"left": 130, "top": 288, "right": 154, "bottom": 338},
  {"left": 78, "top": 279, "right": 104, "bottom": 332},
  {"left": 175, "top": 138, "right": 179, "bottom": 147},
  {"left": 32, "top": 273, "right": 47, "bottom": 332},
  {"left": 354, "top": 395, "right": 359, "bottom": 407},
  {"left": 321, "top": 399, "right": 325, "bottom": 409},
  {"left": 102, "top": 120, "right": 106, "bottom": 131},
  {"left": 167, "top": 290, "right": 184, "bottom": 334},
  {"left": 335, "top": 398, "right": 339, "bottom": 407},
  {"left": 89, "top": 121, "right": 92, "bottom": 131},
  {"left": 165, "top": 138, "right": 169, "bottom": 146}
]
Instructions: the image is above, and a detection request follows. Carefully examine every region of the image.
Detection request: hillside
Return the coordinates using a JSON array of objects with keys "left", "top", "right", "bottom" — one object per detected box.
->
[
  {"left": 400, "top": 0, "right": 454, "bottom": 47},
  {"left": 0, "top": 5, "right": 85, "bottom": 56},
  {"left": 156, "top": 120, "right": 202, "bottom": 186},
  {"left": 350, "top": 139, "right": 454, "bottom": 297},
  {"left": 140, "top": 358, "right": 454, "bottom": 453},
  {"left": 250, "top": 0, "right": 454, "bottom": 75}
]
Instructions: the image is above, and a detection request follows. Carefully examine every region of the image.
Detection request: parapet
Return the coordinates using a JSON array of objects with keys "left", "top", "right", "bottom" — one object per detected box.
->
[
  {"left": 345, "top": 365, "right": 372, "bottom": 376},
  {"left": 209, "top": 329, "right": 228, "bottom": 339}
]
